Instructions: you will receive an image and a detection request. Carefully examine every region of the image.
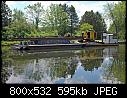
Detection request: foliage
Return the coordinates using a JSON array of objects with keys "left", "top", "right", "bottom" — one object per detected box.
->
[
  {"left": 80, "top": 23, "right": 94, "bottom": 32},
  {"left": 68, "top": 5, "right": 79, "bottom": 35},
  {"left": 2, "top": 1, "right": 125, "bottom": 40},
  {"left": 80, "top": 10, "right": 107, "bottom": 39},
  {"left": 42, "top": 4, "right": 69, "bottom": 36},
  {"left": 104, "top": 1, "right": 126, "bottom": 40},
  {"left": 1, "top": 1, "right": 12, "bottom": 40},
  {"left": 1, "top": 1, "right": 12, "bottom": 29},
  {"left": 1, "top": 41, "right": 20, "bottom": 46},
  {"left": 25, "top": 2, "right": 44, "bottom": 31},
  {"left": 4, "top": 9, "right": 33, "bottom": 39},
  {"left": 60, "top": 4, "right": 79, "bottom": 35}
]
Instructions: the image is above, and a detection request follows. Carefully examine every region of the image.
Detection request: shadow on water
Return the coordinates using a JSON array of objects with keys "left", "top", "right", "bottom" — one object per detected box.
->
[{"left": 1, "top": 45, "right": 126, "bottom": 84}]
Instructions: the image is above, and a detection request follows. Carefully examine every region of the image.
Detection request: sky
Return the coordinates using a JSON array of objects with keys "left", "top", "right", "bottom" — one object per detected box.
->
[{"left": 6, "top": 1, "right": 119, "bottom": 29}]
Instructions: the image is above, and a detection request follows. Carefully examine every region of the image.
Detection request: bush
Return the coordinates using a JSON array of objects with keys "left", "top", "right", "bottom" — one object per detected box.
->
[{"left": 1, "top": 41, "right": 20, "bottom": 46}]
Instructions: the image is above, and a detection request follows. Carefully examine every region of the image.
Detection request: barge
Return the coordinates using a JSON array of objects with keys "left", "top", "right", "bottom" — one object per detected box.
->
[
  {"left": 12, "top": 42, "right": 118, "bottom": 50},
  {"left": 12, "top": 32, "right": 119, "bottom": 50},
  {"left": 12, "top": 43, "right": 86, "bottom": 50}
]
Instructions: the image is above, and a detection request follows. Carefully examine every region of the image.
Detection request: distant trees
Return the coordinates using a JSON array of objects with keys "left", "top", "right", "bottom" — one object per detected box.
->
[{"left": 80, "top": 10, "right": 107, "bottom": 39}]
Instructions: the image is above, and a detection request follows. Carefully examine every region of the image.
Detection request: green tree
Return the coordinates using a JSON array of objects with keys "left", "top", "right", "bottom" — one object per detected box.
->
[
  {"left": 80, "top": 23, "right": 94, "bottom": 32},
  {"left": 1, "top": 1, "right": 12, "bottom": 28},
  {"left": 80, "top": 10, "right": 107, "bottom": 39},
  {"left": 94, "top": 12, "right": 107, "bottom": 39},
  {"left": 59, "top": 4, "right": 70, "bottom": 34},
  {"left": 25, "top": 2, "right": 44, "bottom": 31},
  {"left": 1, "top": 1, "right": 12, "bottom": 40},
  {"left": 6, "top": 9, "right": 32, "bottom": 38},
  {"left": 59, "top": 4, "right": 79, "bottom": 36},
  {"left": 104, "top": 1, "right": 126, "bottom": 40},
  {"left": 69, "top": 5, "right": 79, "bottom": 35},
  {"left": 43, "top": 4, "right": 69, "bottom": 36}
]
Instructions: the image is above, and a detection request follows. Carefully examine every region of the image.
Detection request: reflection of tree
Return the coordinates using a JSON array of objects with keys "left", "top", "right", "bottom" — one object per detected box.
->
[
  {"left": 2, "top": 45, "right": 125, "bottom": 84},
  {"left": 49, "top": 56, "right": 78, "bottom": 79},
  {"left": 2, "top": 46, "right": 15, "bottom": 83},
  {"left": 1, "top": 59, "right": 13, "bottom": 83},
  {"left": 26, "top": 59, "right": 44, "bottom": 82},
  {"left": 83, "top": 48, "right": 104, "bottom": 57},
  {"left": 81, "top": 59, "right": 103, "bottom": 71},
  {"left": 112, "top": 59, "right": 125, "bottom": 83},
  {"left": 101, "top": 58, "right": 125, "bottom": 84},
  {"left": 101, "top": 45, "right": 125, "bottom": 84},
  {"left": 79, "top": 48, "right": 104, "bottom": 71}
]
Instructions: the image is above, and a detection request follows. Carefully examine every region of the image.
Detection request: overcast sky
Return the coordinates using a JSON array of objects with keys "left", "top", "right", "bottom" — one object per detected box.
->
[{"left": 6, "top": 1, "right": 119, "bottom": 29}]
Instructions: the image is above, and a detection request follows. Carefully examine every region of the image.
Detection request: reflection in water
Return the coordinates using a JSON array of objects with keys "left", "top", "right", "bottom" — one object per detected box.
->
[{"left": 1, "top": 45, "right": 125, "bottom": 84}]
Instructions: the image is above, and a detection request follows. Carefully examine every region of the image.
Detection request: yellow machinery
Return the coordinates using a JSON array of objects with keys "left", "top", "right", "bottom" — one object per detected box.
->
[{"left": 82, "top": 30, "right": 96, "bottom": 42}]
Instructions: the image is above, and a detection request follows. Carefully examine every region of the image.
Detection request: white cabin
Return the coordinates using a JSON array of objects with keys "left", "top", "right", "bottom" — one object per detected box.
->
[{"left": 102, "top": 33, "right": 118, "bottom": 44}]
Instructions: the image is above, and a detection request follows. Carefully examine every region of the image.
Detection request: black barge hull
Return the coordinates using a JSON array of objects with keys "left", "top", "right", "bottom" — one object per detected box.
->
[{"left": 12, "top": 43, "right": 118, "bottom": 50}]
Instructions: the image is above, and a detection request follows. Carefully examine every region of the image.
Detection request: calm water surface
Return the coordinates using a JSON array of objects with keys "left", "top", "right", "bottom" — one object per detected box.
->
[{"left": 1, "top": 44, "right": 126, "bottom": 84}]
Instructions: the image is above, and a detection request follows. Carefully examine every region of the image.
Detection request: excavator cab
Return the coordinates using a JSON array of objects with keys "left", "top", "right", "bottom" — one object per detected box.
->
[{"left": 82, "top": 30, "right": 96, "bottom": 42}]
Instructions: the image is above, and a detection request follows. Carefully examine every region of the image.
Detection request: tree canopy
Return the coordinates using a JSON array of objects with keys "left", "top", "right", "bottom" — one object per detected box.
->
[
  {"left": 80, "top": 10, "right": 107, "bottom": 39},
  {"left": 104, "top": 1, "right": 126, "bottom": 40},
  {"left": 80, "top": 23, "right": 94, "bottom": 32},
  {"left": 1, "top": 2, "right": 125, "bottom": 40}
]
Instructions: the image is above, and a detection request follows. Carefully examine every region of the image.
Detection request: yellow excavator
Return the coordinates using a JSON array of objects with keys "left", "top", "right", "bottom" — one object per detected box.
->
[{"left": 81, "top": 29, "right": 97, "bottom": 42}]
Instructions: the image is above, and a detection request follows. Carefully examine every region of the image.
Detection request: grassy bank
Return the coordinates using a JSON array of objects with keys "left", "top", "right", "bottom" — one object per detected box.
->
[{"left": 1, "top": 41, "right": 20, "bottom": 46}]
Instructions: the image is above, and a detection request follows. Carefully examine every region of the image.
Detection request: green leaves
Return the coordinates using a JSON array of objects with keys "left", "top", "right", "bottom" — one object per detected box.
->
[
  {"left": 104, "top": 1, "right": 126, "bottom": 40},
  {"left": 43, "top": 4, "right": 70, "bottom": 36},
  {"left": 80, "top": 23, "right": 93, "bottom": 32},
  {"left": 25, "top": 2, "right": 44, "bottom": 30},
  {"left": 1, "top": 1, "right": 12, "bottom": 28},
  {"left": 80, "top": 10, "right": 107, "bottom": 39}
]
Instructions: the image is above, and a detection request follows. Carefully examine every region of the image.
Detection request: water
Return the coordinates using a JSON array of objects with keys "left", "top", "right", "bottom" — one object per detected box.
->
[{"left": 1, "top": 44, "right": 126, "bottom": 84}]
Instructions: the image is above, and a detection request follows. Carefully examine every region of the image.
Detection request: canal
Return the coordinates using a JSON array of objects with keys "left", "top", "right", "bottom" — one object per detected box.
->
[{"left": 1, "top": 44, "right": 126, "bottom": 84}]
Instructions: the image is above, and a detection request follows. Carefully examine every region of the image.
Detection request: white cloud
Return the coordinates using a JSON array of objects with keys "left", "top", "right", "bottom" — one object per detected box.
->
[{"left": 6, "top": 1, "right": 17, "bottom": 7}]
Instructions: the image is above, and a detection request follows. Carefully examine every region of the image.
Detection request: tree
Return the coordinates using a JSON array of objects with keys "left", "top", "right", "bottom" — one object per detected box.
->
[
  {"left": 68, "top": 5, "right": 79, "bottom": 35},
  {"left": 59, "top": 4, "right": 70, "bottom": 34},
  {"left": 25, "top": 2, "right": 44, "bottom": 31},
  {"left": 6, "top": 9, "right": 32, "bottom": 38},
  {"left": 1, "top": 1, "right": 12, "bottom": 29},
  {"left": 94, "top": 12, "right": 107, "bottom": 39},
  {"left": 104, "top": 3, "right": 118, "bottom": 37},
  {"left": 80, "top": 23, "right": 94, "bottom": 32},
  {"left": 80, "top": 10, "right": 107, "bottom": 39},
  {"left": 59, "top": 4, "right": 79, "bottom": 36},
  {"left": 104, "top": 1, "right": 126, "bottom": 40},
  {"left": 1, "top": 1, "right": 12, "bottom": 40},
  {"left": 43, "top": 4, "right": 69, "bottom": 36}
]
